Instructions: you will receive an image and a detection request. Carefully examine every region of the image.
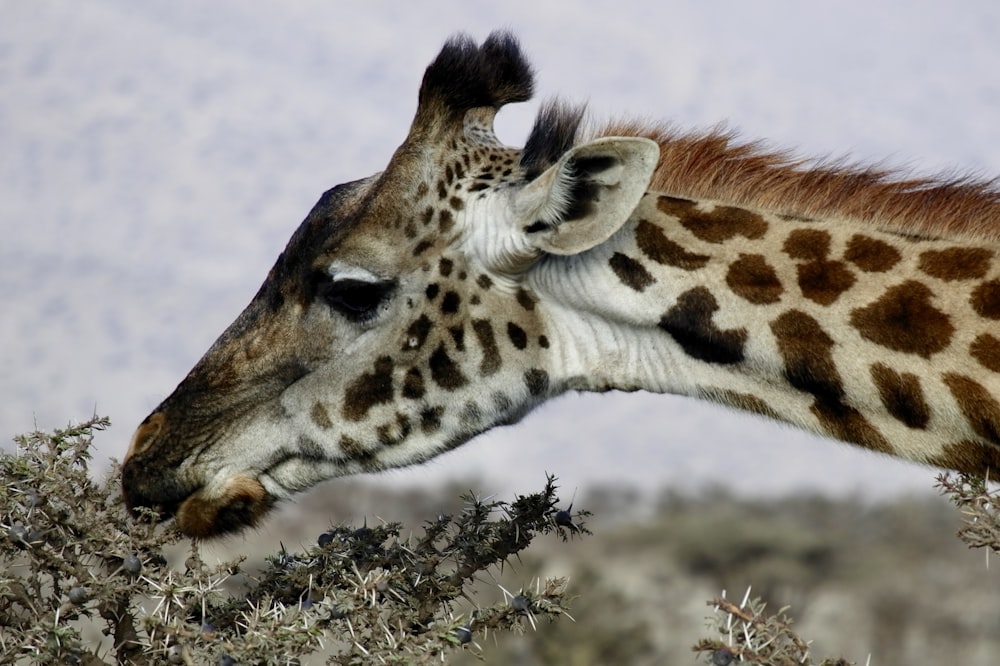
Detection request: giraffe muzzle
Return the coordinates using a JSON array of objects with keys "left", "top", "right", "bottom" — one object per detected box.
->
[{"left": 122, "top": 412, "right": 276, "bottom": 538}]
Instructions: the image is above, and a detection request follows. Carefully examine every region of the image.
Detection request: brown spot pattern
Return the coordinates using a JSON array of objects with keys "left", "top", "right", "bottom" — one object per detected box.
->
[
  {"left": 405, "top": 315, "right": 432, "bottom": 351},
  {"left": 635, "top": 219, "right": 709, "bottom": 270},
  {"left": 609, "top": 252, "right": 655, "bottom": 292},
  {"left": 869, "top": 363, "right": 930, "bottom": 429},
  {"left": 700, "top": 387, "right": 781, "bottom": 421},
  {"left": 783, "top": 229, "right": 831, "bottom": 261},
  {"left": 460, "top": 401, "right": 481, "bottom": 425},
  {"left": 658, "top": 287, "right": 748, "bottom": 365},
  {"left": 675, "top": 202, "right": 769, "bottom": 244},
  {"left": 516, "top": 288, "right": 537, "bottom": 311},
  {"left": 440, "top": 291, "right": 461, "bottom": 314},
  {"left": 524, "top": 368, "right": 550, "bottom": 396},
  {"left": 726, "top": 254, "right": 783, "bottom": 304},
  {"left": 428, "top": 343, "right": 467, "bottom": 390},
  {"left": 796, "top": 260, "right": 856, "bottom": 305},
  {"left": 376, "top": 413, "right": 412, "bottom": 447},
  {"left": 311, "top": 402, "right": 332, "bottom": 429},
  {"left": 438, "top": 209, "right": 455, "bottom": 233},
  {"left": 342, "top": 356, "right": 394, "bottom": 422},
  {"left": 448, "top": 325, "right": 465, "bottom": 350},
  {"left": 918, "top": 247, "right": 993, "bottom": 281},
  {"left": 971, "top": 334, "right": 1000, "bottom": 373},
  {"left": 402, "top": 368, "right": 425, "bottom": 399},
  {"left": 655, "top": 195, "right": 696, "bottom": 218},
  {"left": 844, "top": 234, "right": 901, "bottom": 272},
  {"left": 420, "top": 406, "right": 444, "bottom": 433},
  {"left": 930, "top": 440, "right": 1000, "bottom": 477},
  {"left": 849, "top": 281, "right": 954, "bottom": 357},
  {"left": 471, "top": 319, "right": 501, "bottom": 376},
  {"left": 339, "top": 435, "right": 373, "bottom": 462},
  {"left": 943, "top": 373, "right": 1000, "bottom": 445},
  {"left": 507, "top": 322, "right": 528, "bottom": 350},
  {"left": 770, "top": 310, "right": 840, "bottom": 404},
  {"left": 970, "top": 280, "right": 1000, "bottom": 319},
  {"left": 770, "top": 310, "right": 892, "bottom": 454}
]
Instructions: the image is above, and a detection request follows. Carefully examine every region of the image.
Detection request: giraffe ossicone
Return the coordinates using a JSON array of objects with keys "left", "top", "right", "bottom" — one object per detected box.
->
[{"left": 122, "top": 31, "right": 1000, "bottom": 538}]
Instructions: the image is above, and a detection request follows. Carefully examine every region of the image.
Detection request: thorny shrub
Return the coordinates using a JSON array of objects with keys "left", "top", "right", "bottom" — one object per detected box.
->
[
  {"left": 0, "top": 418, "right": 588, "bottom": 665},
  {"left": 3, "top": 418, "right": 999, "bottom": 665},
  {"left": 688, "top": 472, "right": 1000, "bottom": 665}
]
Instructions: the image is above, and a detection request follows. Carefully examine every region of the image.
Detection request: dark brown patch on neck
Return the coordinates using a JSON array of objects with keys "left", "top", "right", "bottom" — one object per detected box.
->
[
  {"left": 869, "top": 363, "right": 930, "bottom": 429},
  {"left": 726, "top": 254, "right": 783, "bottom": 305},
  {"left": 918, "top": 247, "right": 993, "bottom": 281},
  {"left": 658, "top": 287, "right": 748, "bottom": 365},
  {"left": 635, "top": 219, "right": 710, "bottom": 270},
  {"left": 795, "top": 260, "right": 856, "bottom": 306},
  {"left": 849, "top": 281, "right": 954, "bottom": 358},
  {"left": 700, "top": 387, "right": 781, "bottom": 421},
  {"left": 971, "top": 334, "right": 1000, "bottom": 373},
  {"left": 771, "top": 310, "right": 892, "bottom": 454},
  {"left": 844, "top": 235, "right": 902, "bottom": 272},
  {"left": 671, "top": 200, "right": 768, "bottom": 244},
  {"left": 943, "top": 373, "right": 1000, "bottom": 445},
  {"left": 930, "top": 440, "right": 1000, "bottom": 476},
  {"left": 970, "top": 280, "right": 1000, "bottom": 319},
  {"left": 783, "top": 229, "right": 831, "bottom": 261},
  {"left": 609, "top": 252, "right": 655, "bottom": 292}
]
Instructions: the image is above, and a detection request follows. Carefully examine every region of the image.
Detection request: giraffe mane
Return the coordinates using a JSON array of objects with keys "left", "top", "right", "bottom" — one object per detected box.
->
[{"left": 592, "top": 120, "right": 1000, "bottom": 241}]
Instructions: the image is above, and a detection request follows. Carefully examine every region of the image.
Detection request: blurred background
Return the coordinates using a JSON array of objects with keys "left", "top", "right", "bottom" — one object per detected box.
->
[{"left": 5, "top": 3, "right": 1000, "bottom": 662}]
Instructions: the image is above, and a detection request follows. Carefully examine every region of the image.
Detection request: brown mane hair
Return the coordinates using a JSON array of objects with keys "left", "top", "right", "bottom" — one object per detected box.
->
[{"left": 594, "top": 120, "right": 1000, "bottom": 241}]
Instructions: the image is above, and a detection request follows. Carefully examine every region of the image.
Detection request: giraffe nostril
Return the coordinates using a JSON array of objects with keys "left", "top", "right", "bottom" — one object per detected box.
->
[{"left": 127, "top": 412, "right": 165, "bottom": 461}]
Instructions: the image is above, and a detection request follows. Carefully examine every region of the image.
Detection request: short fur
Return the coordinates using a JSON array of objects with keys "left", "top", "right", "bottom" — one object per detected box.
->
[{"left": 594, "top": 121, "right": 1000, "bottom": 241}]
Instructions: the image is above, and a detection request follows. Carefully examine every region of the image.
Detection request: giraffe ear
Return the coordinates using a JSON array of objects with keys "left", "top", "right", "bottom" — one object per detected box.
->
[{"left": 516, "top": 137, "right": 659, "bottom": 255}]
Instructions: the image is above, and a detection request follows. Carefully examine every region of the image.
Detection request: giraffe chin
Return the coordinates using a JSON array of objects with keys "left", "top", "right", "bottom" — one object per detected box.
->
[{"left": 174, "top": 475, "right": 275, "bottom": 539}]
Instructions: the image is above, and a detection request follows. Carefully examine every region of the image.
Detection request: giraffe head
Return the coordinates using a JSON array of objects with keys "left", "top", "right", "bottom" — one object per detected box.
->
[{"left": 121, "top": 32, "right": 658, "bottom": 538}]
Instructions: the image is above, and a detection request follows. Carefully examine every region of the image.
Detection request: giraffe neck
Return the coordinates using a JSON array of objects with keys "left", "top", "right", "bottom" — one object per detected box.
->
[{"left": 530, "top": 191, "right": 1000, "bottom": 475}]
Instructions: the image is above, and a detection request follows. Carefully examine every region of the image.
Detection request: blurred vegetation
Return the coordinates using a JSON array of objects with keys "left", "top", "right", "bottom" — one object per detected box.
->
[{"left": 3, "top": 418, "right": 1000, "bottom": 665}]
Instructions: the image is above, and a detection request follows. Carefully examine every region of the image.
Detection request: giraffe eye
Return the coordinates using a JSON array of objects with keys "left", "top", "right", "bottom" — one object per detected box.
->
[{"left": 319, "top": 277, "right": 395, "bottom": 322}]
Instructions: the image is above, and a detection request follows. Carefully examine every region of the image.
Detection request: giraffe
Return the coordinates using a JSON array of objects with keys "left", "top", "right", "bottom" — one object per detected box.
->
[{"left": 122, "top": 31, "right": 1000, "bottom": 538}]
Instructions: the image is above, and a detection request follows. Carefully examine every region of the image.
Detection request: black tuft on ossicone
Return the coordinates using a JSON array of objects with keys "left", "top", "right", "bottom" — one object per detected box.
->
[
  {"left": 418, "top": 31, "right": 534, "bottom": 115},
  {"left": 521, "top": 100, "right": 587, "bottom": 181}
]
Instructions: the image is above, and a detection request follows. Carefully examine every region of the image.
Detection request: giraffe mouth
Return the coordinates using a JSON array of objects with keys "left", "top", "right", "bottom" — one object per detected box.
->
[
  {"left": 124, "top": 473, "right": 276, "bottom": 539},
  {"left": 171, "top": 475, "right": 277, "bottom": 539}
]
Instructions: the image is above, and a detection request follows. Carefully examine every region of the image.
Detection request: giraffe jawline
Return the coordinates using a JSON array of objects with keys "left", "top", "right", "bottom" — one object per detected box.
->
[{"left": 173, "top": 475, "right": 276, "bottom": 539}]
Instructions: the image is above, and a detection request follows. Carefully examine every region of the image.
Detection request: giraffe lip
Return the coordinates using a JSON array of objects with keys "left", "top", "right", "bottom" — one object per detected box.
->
[
  {"left": 121, "top": 462, "right": 192, "bottom": 523},
  {"left": 173, "top": 475, "right": 275, "bottom": 539}
]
